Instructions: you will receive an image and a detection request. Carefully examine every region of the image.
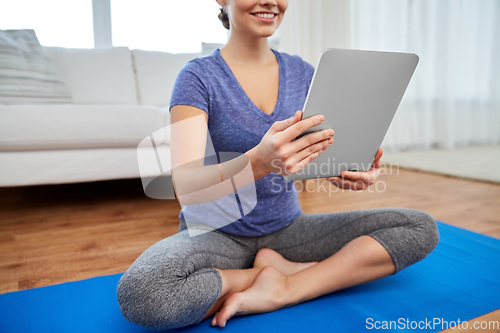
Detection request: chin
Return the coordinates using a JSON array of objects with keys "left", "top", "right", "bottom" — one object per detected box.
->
[
  {"left": 254, "top": 26, "right": 279, "bottom": 38},
  {"left": 260, "top": 31, "right": 275, "bottom": 38}
]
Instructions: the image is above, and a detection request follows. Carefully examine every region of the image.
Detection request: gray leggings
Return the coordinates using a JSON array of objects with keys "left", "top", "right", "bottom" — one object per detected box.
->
[{"left": 117, "top": 207, "right": 439, "bottom": 331}]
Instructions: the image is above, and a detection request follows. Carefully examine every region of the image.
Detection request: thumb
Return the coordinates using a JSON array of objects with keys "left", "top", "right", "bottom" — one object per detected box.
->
[
  {"left": 269, "top": 111, "right": 301, "bottom": 134},
  {"left": 372, "top": 148, "right": 383, "bottom": 168},
  {"left": 374, "top": 148, "right": 383, "bottom": 162}
]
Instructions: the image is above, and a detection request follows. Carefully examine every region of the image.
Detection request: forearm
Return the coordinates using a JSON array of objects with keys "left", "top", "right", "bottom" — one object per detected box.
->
[{"left": 173, "top": 148, "right": 270, "bottom": 206}]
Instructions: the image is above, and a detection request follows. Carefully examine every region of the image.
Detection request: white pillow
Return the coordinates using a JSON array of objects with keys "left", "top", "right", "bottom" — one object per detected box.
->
[
  {"left": 43, "top": 46, "right": 138, "bottom": 104},
  {"left": 131, "top": 49, "right": 199, "bottom": 107},
  {"left": 0, "top": 29, "right": 72, "bottom": 105}
]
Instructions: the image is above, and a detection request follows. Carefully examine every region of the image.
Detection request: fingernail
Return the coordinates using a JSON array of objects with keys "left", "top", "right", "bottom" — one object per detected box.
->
[
  {"left": 329, "top": 130, "right": 334, "bottom": 136},
  {"left": 317, "top": 115, "right": 324, "bottom": 121}
]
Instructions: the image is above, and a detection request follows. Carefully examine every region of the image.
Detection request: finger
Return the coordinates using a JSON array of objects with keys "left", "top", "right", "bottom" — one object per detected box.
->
[
  {"left": 269, "top": 110, "right": 301, "bottom": 134},
  {"left": 287, "top": 149, "right": 324, "bottom": 175},
  {"left": 326, "top": 176, "right": 348, "bottom": 189},
  {"left": 288, "top": 128, "right": 334, "bottom": 153},
  {"left": 326, "top": 176, "right": 343, "bottom": 184},
  {"left": 287, "top": 137, "right": 333, "bottom": 166},
  {"left": 343, "top": 169, "right": 377, "bottom": 180},
  {"left": 329, "top": 174, "right": 370, "bottom": 187},
  {"left": 278, "top": 114, "right": 326, "bottom": 143},
  {"left": 327, "top": 177, "right": 369, "bottom": 191},
  {"left": 341, "top": 170, "right": 377, "bottom": 184}
]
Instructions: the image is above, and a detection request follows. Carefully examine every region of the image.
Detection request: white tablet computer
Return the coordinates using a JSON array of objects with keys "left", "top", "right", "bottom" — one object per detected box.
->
[{"left": 284, "top": 48, "right": 419, "bottom": 181}]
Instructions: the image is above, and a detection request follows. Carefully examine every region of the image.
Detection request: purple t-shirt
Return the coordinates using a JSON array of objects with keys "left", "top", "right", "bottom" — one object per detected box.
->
[{"left": 169, "top": 49, "right": 315, "bottom": 237}]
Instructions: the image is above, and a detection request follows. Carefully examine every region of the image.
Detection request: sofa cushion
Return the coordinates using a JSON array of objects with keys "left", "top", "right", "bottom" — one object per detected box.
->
[
  {"left": 0, "top": 105, "right": 165, "bottom": 151},
  {"left": 0, "top": 29, "right": 72, "bottom": 104},
  {"left": 0, "top": 146, "right": 171, "bottom": 187},
  {"left": 43, "top": 46, "right": 138, "bottom": 105},
  {"left": 131, "top": 49, "right": 199, "bottom": 107}
]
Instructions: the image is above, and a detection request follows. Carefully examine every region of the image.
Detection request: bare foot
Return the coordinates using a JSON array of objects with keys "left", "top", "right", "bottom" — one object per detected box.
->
[
  {"left": 211, "top": 266, "right": 289, "bottom": 327},
  {"left": 253, "top": 248, "right": 318, "bottom": 275}
]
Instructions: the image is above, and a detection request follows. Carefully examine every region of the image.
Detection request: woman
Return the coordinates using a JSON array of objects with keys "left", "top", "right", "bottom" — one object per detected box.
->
[{"left": 117, "top": 0, "right": 439, "bottom": 330}]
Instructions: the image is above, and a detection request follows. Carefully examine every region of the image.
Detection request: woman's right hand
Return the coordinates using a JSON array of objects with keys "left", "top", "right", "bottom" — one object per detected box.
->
[{"left": 247, "top": 110, "right": 334, "bottom": 178}]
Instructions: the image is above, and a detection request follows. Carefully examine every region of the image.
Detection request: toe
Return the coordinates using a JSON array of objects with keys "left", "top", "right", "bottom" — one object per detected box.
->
[
  {"left": 216, "top": 293, "right": 244, "bottom": 327},
  {"left": 217, "top": 307, "right": 230, "bottom": 327},
  {"left": 211, "top": 313, "right": 217, "bottom": 326}
]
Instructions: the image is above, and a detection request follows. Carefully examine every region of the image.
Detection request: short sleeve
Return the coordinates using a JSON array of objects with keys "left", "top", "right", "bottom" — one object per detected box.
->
[{"left": 169, "top": 60, "right": 210, "bottom": 115}]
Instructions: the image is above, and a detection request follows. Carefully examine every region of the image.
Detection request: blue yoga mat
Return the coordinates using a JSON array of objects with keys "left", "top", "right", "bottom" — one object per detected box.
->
[{"left": 1, "top": 221, "right": 499, "bottom": 333}]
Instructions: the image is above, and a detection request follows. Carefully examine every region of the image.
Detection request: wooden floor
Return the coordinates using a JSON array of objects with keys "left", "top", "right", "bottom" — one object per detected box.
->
[{"left": 1, "top": 166, "right": 499, "bottom": 330}]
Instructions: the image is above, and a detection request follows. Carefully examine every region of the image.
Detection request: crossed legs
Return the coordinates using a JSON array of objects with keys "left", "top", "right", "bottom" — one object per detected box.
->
[
  {"left": 208, "top": 235, "right": 395, "bottom": 327},
  {"left": 203, "top": 248, "right": 320, "bottom": 321},
  {"left": 206, "top": 208, "right": 439, "bottom": 327},
  {"left": 117, "top": 208, "right": 438, "bottom": 330}
]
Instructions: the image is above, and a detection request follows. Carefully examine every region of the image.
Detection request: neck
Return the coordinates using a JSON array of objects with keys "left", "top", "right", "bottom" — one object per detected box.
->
[{"left": 220, "top": 28, "right": 275, "bottom": 66}]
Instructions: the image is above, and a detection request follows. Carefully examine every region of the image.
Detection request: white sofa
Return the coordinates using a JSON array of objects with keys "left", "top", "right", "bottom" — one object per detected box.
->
[{"left": 0, "top": 46, "right": 199, "bottom": 187}]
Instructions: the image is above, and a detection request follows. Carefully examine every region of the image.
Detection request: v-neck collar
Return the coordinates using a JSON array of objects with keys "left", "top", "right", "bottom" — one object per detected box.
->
[{"left": 215, "top": 49, "right": 285, "bottom": 122}]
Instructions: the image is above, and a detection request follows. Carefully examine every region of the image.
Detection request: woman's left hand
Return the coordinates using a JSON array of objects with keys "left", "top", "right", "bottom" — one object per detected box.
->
[{"left": 326, "top": 148, "right": 383, "bottom": 191}]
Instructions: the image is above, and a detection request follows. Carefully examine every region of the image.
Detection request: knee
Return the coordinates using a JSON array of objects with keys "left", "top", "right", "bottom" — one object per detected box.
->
[
  {"left": 405, "top": 209, "right": 440, "bottom": 257},
  {"left": 116, "top": 269, "right": 188, "bottom": 330},
  {"left": 117, "top": 270, "right": 166, "bottom": 330},
  {"left": 117, "top": 263, "right": 221, "bottom": 331}
]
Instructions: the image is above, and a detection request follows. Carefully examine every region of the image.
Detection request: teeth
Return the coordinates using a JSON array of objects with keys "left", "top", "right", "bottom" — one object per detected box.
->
[{"left": 255, "top": 13, "right": 275, "bottom": 19}]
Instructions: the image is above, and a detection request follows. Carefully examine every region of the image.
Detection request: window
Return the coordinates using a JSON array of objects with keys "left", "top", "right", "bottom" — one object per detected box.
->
[
  {"left": 110, "top": 0, "right": 228, "bottom": 53},
  {"left": 0, "top": 0, "right": 227, "bottom": 52},
  {"left": 0, "top": 0, "right": 94, "bottom": 48}
]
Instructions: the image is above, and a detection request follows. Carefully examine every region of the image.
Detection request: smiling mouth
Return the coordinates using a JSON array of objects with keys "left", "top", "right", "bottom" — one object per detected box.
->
[{"left": 251, "top": 12, "right": 278, "bottom": 19}]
